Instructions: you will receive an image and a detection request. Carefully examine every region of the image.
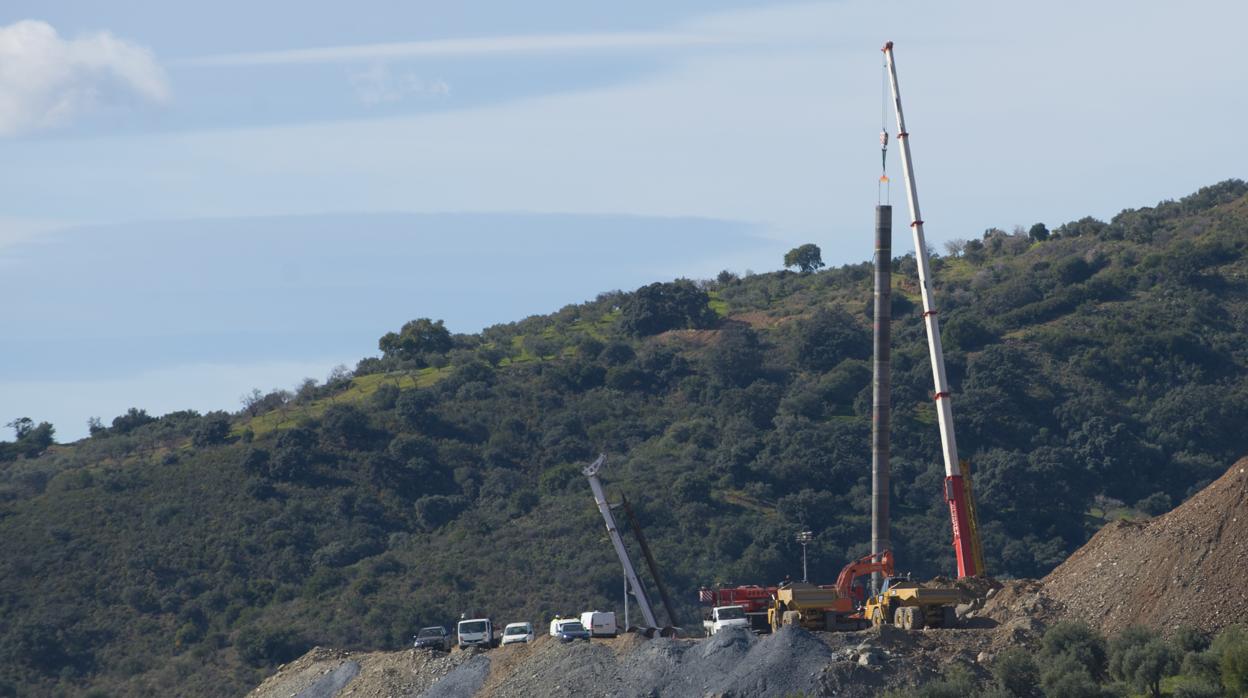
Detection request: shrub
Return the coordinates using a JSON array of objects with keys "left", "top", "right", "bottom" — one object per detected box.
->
[
  {"left": 1214, "top": 625, "right": 1248, "bottom": 697},
  {"left": 413, "top": 494, "right": 468, "bottom": 530},
  {"left": 320, "top": 404, "right": 372, "bottom": 450},
  {"left": 1108, "top": 625, "right": 1178, "bottom": 698},
  {"left": 619, "top": 279, "right": 717, "bottom": 337},
  {"left": 1135, "top": 491, "right": 1172, "bottom": 516},
  {"left": 992, "top": 647, "right": 1040, "bottom": 697},
  {"left": 235, "top": 626, "right": 307, "bottom": 667},
  {"left": 1040, "top": 621, "right": 1108, "bottom": 680},
  {"left": 191, "top": 412, "right": 231, "bottom": 447}
]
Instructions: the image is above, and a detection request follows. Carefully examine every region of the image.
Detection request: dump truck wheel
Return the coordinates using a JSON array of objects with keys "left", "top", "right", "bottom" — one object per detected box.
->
[
  {"left": 941, "top": 606, "right": 957, "bottom": 628},
  {"left": 896, "top": 607, "right": 911, "bottom": 630},
  {"left": 870, "top": 607, "right": 883, "bottom": 628},
  {"left": 910, "top": 607, "right": 926, "bottom": 631}
]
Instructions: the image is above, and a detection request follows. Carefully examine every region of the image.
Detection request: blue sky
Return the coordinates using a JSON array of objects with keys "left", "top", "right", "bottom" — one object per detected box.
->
[{"left": 1, "top": 1, "right": 1245, "bottom": 439}]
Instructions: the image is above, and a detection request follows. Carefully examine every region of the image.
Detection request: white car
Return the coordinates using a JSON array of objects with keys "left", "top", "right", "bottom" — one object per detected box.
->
[{"left": 501, "top": 622, "right": 534, "bottom": 645}]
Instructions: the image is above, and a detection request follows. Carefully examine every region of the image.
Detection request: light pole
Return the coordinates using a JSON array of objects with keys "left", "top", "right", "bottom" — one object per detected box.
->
[{"left": 796, "top": 530, "right": 813, "bottom": 582}]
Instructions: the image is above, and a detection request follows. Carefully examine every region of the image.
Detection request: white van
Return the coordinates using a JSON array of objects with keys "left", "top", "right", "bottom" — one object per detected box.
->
[
  {"left": 457, "top": 618, "right": 495, "bottom": 649},
  {"left": 580, "top": 611, "right": 618, "bottom": 638}
]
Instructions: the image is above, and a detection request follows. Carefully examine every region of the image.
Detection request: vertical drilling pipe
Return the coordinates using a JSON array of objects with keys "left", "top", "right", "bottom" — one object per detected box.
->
[
  {"left": 871, "top": 204, "right": 892, "bottom": 595},
  {"left": 584, "top": 455, "right": 659, "bottom": 627},
  {"left": 620, "top": 494, "right": 681, "bottom": 628},
  {"left": 882, "top": 41, "right": 980, "bottom": 577}
]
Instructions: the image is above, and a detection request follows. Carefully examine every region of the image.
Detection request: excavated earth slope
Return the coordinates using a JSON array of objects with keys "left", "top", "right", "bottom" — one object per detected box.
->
[{"left": 1041, "top": 458, "right": 1248, "bottom": 636}]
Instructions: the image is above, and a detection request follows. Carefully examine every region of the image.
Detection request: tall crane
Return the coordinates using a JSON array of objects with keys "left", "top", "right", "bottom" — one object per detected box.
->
[
  {"left": 881, "top": 41, "right": 986, "bottom": 578},
  {"left": 583, "top": 454, "right": 658, "bottom": 628}
]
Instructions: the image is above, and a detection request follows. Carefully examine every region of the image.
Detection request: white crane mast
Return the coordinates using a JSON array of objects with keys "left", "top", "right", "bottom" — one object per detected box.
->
[
  {"left": 583, "top": 454, "right": 658, "bottom": 628},
  {"left": 881, "top": 41, "right": 984, "bottom": 577}
]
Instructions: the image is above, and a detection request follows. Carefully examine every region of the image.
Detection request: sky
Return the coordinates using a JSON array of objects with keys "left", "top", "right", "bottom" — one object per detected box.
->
[{"left": 1, "top": 0, "right": 1245, "bottom": 440}]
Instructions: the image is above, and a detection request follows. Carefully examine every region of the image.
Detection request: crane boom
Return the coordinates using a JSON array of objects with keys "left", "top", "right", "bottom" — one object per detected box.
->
[
  {"left": 881, "top": 41, "right": 985, "bottom": 578},
  {"left": 583, "top": 455, "right": 659, "bottom": 628}
]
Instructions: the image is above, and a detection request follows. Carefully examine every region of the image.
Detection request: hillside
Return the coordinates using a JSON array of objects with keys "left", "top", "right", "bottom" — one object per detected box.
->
[{"left": 1, "top": 180, "right": 1247, "bottom": 696}]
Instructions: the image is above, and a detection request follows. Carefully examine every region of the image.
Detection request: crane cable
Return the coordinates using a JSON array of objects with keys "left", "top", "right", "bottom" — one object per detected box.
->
[{"left": 878, "top": 53, "right": 891, "bottom": 205}]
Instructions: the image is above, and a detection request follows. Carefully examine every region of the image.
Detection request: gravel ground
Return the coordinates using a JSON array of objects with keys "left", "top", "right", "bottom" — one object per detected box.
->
[
  {"left": 294, "top": 660, "right": 360, "bottom": 698},
  {"left": 421, "top": 654, "right": 491, "bottom": 698},
  {"left": 480, "top": 626, "right": 831, "bottom": 698}
]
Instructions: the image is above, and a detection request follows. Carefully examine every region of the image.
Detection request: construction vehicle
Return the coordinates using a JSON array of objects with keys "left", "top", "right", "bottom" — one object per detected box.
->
[
  {"left": 767, "top": 551, "right": 895, "bottom": 632},
  {"left": 881, "top": 41, "right": 986, "bottom": 578},
  {"left": 768, "top": 583, "right": 857, "bottom": 632},
  {"left": 864, "top": 577, "right": 960, "bottom": 630},
  {"left": 698, "top": 585, "right": 776, "bottom": 633},
  {"left": 703, "top": 605, "right": 749, "bottom": 636},
  {"left": 580, "top": 610, "right": 619, "bottom": 638},
  {"left": 456, "top": 617, "right": 496, "bottom": 650}
]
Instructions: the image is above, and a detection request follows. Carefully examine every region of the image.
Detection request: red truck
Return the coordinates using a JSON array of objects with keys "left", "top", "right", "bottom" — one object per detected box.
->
[{"left": 698, "top": 585, "right": 777, "bottom": 633}]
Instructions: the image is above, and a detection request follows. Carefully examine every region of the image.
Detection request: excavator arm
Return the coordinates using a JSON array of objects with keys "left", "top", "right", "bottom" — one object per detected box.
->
[{"left": 834, "top": 551, "right": 895, "bottom": 599}]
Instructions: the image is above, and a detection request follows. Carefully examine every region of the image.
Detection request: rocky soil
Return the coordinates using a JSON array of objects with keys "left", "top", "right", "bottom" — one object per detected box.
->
[{"left": 1040, "top": 457, "right": 1248, "bottom": 636}]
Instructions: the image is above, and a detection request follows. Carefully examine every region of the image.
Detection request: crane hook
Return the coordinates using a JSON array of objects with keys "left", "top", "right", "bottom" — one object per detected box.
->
[{"left": 879, "top": 130, "right": 890, "bottom": 183}]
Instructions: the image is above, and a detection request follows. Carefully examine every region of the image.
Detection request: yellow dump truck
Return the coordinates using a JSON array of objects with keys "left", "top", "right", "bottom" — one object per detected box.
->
[
  {"left": 863, "top": 577, "right": 960, "bottom": 630},
  {"left": 767, "top": 582, "right": 861, "bottom": 632}
]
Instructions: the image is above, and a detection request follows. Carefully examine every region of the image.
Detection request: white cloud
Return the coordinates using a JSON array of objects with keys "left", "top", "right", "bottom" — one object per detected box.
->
[
  {"left": 348, "top": 63, "right": 449, "bottom": 106},
  {"left": 180, "top": 31, "right": 725, "bottom": 67},
  {"left": 0, "top": 19, "right": 169, "bottom": 136}
]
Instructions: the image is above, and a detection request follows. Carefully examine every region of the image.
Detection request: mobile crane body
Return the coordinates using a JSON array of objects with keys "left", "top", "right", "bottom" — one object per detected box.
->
[{"left": 881, "top": 41, "right": 985, "bottom": 578}]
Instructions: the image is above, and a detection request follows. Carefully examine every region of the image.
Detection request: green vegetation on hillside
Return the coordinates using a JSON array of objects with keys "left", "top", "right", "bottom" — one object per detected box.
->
[
  {"left": 890, "top": 621, "right": 1248, "bottom": 698},
  {"left": 1, "top": 180, "right": 1247, "bottom": 696}
]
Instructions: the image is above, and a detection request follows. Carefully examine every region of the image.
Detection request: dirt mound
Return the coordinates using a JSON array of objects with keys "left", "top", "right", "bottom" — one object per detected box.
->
[
  {"left": 246, "top": 646, "right": 476, "bottom": 698},
  {"left": 1042, "top": 458, "right": 1248, "bottom": 636}
]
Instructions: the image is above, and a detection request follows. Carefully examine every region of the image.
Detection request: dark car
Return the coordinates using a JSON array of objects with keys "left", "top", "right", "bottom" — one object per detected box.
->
[
  {"left": 553, "top": 620, "right": 591, "bottom": 643},
  {"left": 413, "top": 626, "right": 451, "bottom": 651}
]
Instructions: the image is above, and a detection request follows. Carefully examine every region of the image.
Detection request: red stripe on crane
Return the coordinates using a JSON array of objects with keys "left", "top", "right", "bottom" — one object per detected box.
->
[{"left": 933, "top": 392, "right": 950, "bottom": 401}]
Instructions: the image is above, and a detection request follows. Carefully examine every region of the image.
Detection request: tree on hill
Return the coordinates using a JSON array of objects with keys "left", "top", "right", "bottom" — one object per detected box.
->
[
  {"left": 378, "top": 318, "right": 453, "bottom": 362},
  {"left": 1, "top": 417, "right": 55, "bottom": 460},
  {"left": 706, "top": 322, "right": 764, "bottom": 387},
  {"left": 784, "top": 243, "right": 824, "bottom": 273},
  {"left": 111, "top": 407, "right": 156, "bottom": 434},
  {"left": 792, "top": 307, "right": 870, "bottom": 372},
  {"left": 619, "top": 279, "right": 717, "bottom": 337},
  {"left": 1108, "top": 626, "right": 1179, "bottom": 698}
]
